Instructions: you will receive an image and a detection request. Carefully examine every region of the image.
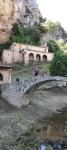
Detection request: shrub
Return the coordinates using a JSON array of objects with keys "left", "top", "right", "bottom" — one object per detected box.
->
[
  {"left": 50, "top": 50, "right": 67, "bottom": 76},
  {"left": 47, "top": 40, "right": 60, "bottom": 53}
]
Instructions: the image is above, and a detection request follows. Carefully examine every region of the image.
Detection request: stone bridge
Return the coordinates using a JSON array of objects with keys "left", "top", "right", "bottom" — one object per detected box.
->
[{"left": 0, "top": 75, "right": 67, "bottom": 108}]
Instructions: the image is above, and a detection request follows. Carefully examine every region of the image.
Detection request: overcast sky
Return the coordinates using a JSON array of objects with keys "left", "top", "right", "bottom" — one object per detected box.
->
[{"left": 36, "top": 0, "right": 67, "bottom": 30}]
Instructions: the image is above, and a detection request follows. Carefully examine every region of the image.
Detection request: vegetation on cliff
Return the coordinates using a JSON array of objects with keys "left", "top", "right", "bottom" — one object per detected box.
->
[
  {"left": 10, "top": 23, "right": 48, "bottom": 45},
  {"left": 0, "top": 22, "right": 47, "bottom": 52},
  {"left": 0, "top": 20, "right": 67, "bottom": 56},
  {"left": 47, "top": 40, "right": 60, "bottom": 53}
]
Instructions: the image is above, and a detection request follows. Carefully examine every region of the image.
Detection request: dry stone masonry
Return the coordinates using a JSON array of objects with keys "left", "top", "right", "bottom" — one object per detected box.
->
[{"left": 1, "top": 75, "right": 67, "bottom": 108}]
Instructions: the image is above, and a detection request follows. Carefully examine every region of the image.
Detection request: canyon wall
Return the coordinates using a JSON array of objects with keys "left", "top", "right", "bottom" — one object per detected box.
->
[{"left": 0, "top": 0, "right": 42, "bottom": 43}]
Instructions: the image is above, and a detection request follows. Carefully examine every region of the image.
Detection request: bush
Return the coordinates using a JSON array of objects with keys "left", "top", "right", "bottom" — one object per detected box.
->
[
  {"left": 50, "top": 50, "right": 67, "bottom": 76},
  {"left": 0, "top": 40, "right": 13, "bottom": 52},
  {"left": 11, "top": 23, "right": 21, "bottom": 36},
  {"left": 47, "top": 40, "right": 60, "bottom": 53},
  {"left": 31, "top": 28, "right": 41, "bottom": 42},
  {"left": 38, "top": 23, "right": 48, "bottom": 33}
]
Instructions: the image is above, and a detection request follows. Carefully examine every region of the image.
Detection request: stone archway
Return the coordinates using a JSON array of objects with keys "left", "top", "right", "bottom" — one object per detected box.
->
[
  {"left": 22, "top": 53, "right": 24, "bottom": 62},
  {"left": 0, "top": 73, "right": 3, "bottom": 81},
  {"left": 0, "top": 52, "right": 2, "bottom": 61},
  {"left": 29, "top": 53, "right": 34, "bottom": 60},
  {"left": 36, "top": 54, "right": 41, "bottom": 61},
  {"left": 42, "top": 55, "right": 47, "bottom": 61}
]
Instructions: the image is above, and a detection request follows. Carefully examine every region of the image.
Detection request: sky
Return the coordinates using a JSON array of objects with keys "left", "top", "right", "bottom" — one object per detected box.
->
[{"left": 36, "top": 0, "right": 67, "bottom": 30}]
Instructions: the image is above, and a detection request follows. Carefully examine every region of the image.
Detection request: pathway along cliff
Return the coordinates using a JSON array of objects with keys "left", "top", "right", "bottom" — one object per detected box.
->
[{"left": 0, "top": 82, "right": 67, "bottom": 149}]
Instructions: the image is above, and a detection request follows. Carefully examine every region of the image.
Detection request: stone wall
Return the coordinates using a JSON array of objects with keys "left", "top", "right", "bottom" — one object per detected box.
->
[
  {"left": 1, "top": 75, "right": 67, "bottom": 108},
  {"left": 0, "top": 68, "right": 12, "bottom": 84},
  {"left": 2, "top": 42, "right": 54, "bottom": 64}
]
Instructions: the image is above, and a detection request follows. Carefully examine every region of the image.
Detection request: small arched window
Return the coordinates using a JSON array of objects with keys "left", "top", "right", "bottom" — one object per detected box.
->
[{"left": 0, "top": 73, "right": 3, "bottom": 81}]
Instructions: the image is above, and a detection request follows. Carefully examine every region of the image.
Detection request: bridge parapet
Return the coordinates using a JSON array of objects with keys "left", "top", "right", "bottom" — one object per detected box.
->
[{"left": 49, "top": 76, "right": 67, "bottom": 82}]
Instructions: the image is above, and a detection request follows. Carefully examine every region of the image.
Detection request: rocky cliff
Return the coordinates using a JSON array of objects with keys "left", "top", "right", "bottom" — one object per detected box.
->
[
  {"left": 40, "top": 22, "right": 67, "bottom": 45},
  {"left": 0, "top": 0, "right": 41, "bottom": 43}
]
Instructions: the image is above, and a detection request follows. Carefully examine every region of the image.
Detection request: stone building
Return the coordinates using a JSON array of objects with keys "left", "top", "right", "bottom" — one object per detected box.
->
[
  {"left": 0, "top": 63, "right": 12, "bottom": 84},
  {"left": 2, "top": 42, "right": 54, "bottom": 64}
]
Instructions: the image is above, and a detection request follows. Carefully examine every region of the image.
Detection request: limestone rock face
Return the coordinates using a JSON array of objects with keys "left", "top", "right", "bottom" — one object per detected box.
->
[
  {"left": 0, "top": 0, "right": 41, "bottom": 43},
  {"left": 0, "top": 0, "right": 14, "bottom": 43},
  {"left": 40, "top": 25, "right": 67, "bottom": 45}
]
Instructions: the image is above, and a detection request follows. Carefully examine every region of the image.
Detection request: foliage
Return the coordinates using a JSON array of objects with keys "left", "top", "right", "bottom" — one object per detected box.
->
[
  {"left": 47, "top": 40, "right": 60, "bottom": 53},
  {"left": 56, "top": 39, "right": 67, "bottom": 51},
  {"left": 38, "top": 23, "right": 48, "bottom": 33},
  {"left": 44, "top": 63, "right": 50, "bottom": 74},
  {"left": 0, "top": 40, "right": 13, "bottom": 55},
  {"left": 39, "top": 17, "right": 46, "bottom": 23},
  {"left": 44, "top": 20, "right": 57, "bottom": 30},
  {"left": 1, "top": 20, "right": 67, "bottom": 54},
  {"left": 31, "top": 27, "right": 41, "bottom": 42},
  {"left": 10, "top": 23, "right": 49, "bottom": 45},
  {"left": 57, "top": 39, "right": 65, "bottom": 47},
  {"left": 44, "top": 20, "right": 67, "bottom": 39},
  {"left": 14, "top": 133, "right": 39, "bottom": 149},
  {"left": 10, "top": 24, "right": 41, "bottom": 45},
  {"left": 0, "top": 23, "right": 43, "bottom": 53},
  {"left": 18, "top": 133, "right": 37, "bottom": 145},
  {"left": 61, "top": 44, "right": 67, "bottom": 50},
  {"left": 50, "top": 50, "right": 67, "bottom": 76},
  {"left": 11, "top": 23, "right": 21, "bottom": 36}
]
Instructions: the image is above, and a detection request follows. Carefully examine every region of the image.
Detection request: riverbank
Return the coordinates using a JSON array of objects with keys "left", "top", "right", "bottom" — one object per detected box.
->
[{"left": 0, "top": 84, "right": 67, "bottom": 149}]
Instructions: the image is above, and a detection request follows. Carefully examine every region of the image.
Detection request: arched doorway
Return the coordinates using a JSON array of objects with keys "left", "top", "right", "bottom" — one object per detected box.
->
[
  {"left": 36, "top": 54, "right": 40, "bottom": 61},
  {"left": 29, "top": 53, "right": 34, "bottom": 60},
  {"left": 0, "top": 73, "right": 3, "bottom": 81},
  {"left": 42, "top": 55, "right": 47, "bottom": 61},
  {"left": 0, "top": 52, "right": 2, "bottom": 61},
  {"left": 22, "top": 53, "right": 24, "bottom": 63}
]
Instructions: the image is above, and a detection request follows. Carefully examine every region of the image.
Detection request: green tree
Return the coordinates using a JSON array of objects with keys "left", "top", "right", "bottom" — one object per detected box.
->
[
  {"left": 47, "top": 40, "right": 60, "bottom": 53},
  {"left": 11, "top": 23, "right": 21, "bottom": 36},
  {"left": 38, "top": 23, "right": 48, "bottom": 33},
  {"left": 44, "top": 20, "right": 56, "bottom": 30},
  {"left": 0, "top": 41, "right": 13, "bottom": 52},
  {"left": 39, "top": 17, "right": 46, "bottom": 23},
  {"left": 31, "top": 28, "right": 41, "bottom": 42},
  {"left": 50, "top": 50, "right": 67, "bottom": 76}
]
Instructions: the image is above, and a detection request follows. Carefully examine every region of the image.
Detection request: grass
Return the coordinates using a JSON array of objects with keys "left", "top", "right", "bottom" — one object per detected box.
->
[{"left": 11, "top": 61, "right": 51, "bottom": 82}]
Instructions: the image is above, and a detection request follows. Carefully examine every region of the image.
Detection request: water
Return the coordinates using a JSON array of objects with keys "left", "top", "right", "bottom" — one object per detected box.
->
[
  {"left": 46, "top": 107, "right": 67, "bottom": 139},
  {"left": 37, "top": 140, "right": 47, "bottom": 150}
]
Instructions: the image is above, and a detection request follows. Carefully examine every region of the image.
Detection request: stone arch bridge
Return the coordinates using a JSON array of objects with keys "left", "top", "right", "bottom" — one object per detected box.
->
[{"left": 0, "top": 75, "right": 67, "bottom": 108}]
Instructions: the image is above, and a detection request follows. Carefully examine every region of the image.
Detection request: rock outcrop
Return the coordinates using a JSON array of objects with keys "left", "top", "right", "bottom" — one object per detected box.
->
[
  {"left": 0, "top": 0, "right": 42, "bottom": 43},
  {"left": 40, "top": 24, "right": 67, "bottom": 45}
]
